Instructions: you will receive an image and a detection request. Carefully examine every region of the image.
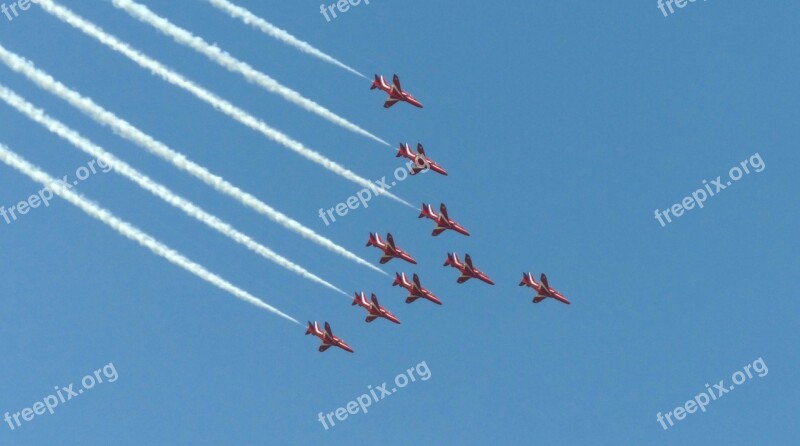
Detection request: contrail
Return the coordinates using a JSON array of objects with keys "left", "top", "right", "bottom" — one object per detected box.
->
[
  {"left": 0, "top": 143, "right": 300, "bottom": 325},
  {"left": 0, "top": 84, "right": 348, "bottom": 296},
  {"left": 206, "top": 0, "right": 365, "bottom": 78},
  {"left": 36, "top": 0, "right": 412, "bottom": 207},
  {"left": 0, "top": 44, "right": 388, "bottom": 275},
  {"left": 113, "top": 0, "right": 388, "bottom": 146}
]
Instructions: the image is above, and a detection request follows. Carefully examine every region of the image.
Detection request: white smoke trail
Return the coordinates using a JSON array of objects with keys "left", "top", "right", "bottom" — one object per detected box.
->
[
  {"left": 0, "top": 143, "right": 300, "bottom": 325},
  {"left": 0, "top": 84, "right": 348, "bottom": 296},
  {"left": 113, "top": 0, "right": 387, "bottom": 146},
  {"left": 36, "top": 0, "right": 411, "bottom": 207},
  {"left": 0, "top": 44, "right": 388, "bottom": 275},
  {"left": 206, "top": 0, "right": 365, "bottom": 78}
]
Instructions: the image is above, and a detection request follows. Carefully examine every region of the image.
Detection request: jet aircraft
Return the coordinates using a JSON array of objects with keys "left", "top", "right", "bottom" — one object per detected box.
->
[
  {"left": 366, "top": 232, "right": 417, "bottom": 264},
  {"left": 371, "top": 74, "right": 424, "bottom": 108},
  {"left": 393, "top": 272, "right": 443, "bottom": 305},
  {"left": 444, "top": 253, "right": 495, "bottom": 285}
]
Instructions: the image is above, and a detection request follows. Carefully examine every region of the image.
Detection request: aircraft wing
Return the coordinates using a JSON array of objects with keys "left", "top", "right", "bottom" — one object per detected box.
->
[
  {"left": 319, "top": 344, "right": 332, "bottom": 352},
  {"left": 384, "top": 98, "right": 400, "bottom": 108}
]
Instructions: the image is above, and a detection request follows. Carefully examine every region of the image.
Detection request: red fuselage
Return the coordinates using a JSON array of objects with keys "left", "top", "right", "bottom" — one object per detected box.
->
[
  {"left": 372, "top": 74, "right": 423, "bottom": 109},
  {"left": 444, "top": 253, "right": 495, "bottom": 285},
  {"left": 419, "top": 203, "right": 470, "bottom": 237},
  {"left": 393, "top": 273, "right": 442, "bottom": 305},
  {"left": 366, "top": 233, "right": 417, "bottom": 264},
  {"left": 305, "top": 322, "right": 354, "bottom": 353},
  {"left": 396, "top": 144, "right": 448, "bottom": 176},
  {"left": 352, "top": 292, "right": 401, "bottom": 324},
  {"left": 519, "top": 273, "right": 571, "bottom": 305}
]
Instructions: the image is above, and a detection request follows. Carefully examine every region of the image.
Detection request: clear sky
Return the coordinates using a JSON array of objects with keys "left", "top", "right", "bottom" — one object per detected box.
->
[{"left": 0, "top": 1, "right": 797, "bottom": 444}]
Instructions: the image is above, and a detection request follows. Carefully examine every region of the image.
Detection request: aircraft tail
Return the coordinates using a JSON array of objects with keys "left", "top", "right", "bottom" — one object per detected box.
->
[
  {"left": 519, "top": 272, "right": 533, "bottom": 287},
  {"left": 419, "top": 203, "right": 437, "bottom": 219},
  {"left": 392, "top": 272, "right": 406, "bottom": 287},
  {"left": 351, "top": 293, "right": 361, "bottom": 306},
  {"left": 305, "top": 322, "right": 314, "bottom": 335},
  {"left": 396, "top": 143, "right": 413, "bottom": 159},
  {"left": 370, "top": 74, "right": 382, "bottom": 90},
  {"left": 366, "top": 232, "right": 379, "bottom": 247},
  {"left": 444, "top": 253, "right": 459, "bottom": 267}
]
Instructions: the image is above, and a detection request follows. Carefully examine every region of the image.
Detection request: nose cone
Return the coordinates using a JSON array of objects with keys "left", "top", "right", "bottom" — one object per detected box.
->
[
  {"left": 339, "top": 343, "right": 354, "bottom": 353},
  {"left": 406, "top": 96, "right": 423, "bottom": 108},
  {"left": 385, "top": 313, "right": 401, "bottom": 324}
]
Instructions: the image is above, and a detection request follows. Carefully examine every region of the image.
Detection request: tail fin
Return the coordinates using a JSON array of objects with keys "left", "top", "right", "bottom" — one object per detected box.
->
[
  {"left": 305, "top": 322, "right": 314, "bottom": 335},
  {"left": 396, "top": 143, "right": 413, "bottom": 158},
  {"left": 366, "top": 232, "right": 378, "bottom": 247},
  {"left": 392, "top": 272, "right": 403, "bottom": 287},
  {"left": 419, "top": 203, "right": 437, "bottom": 219},
  {"left": 444, "top": 253, "right": 459, "bottom": 267},
  {"left": 370, "top": 74, "right": 381, "bottom": 90},
  {"left": 351, "top": 293, "right": 361, "bottom": 306}
]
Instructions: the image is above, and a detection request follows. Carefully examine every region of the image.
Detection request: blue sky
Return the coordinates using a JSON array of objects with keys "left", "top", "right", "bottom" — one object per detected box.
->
[{"left": 0, "top": 1, "right": 797, "bottom": 444}]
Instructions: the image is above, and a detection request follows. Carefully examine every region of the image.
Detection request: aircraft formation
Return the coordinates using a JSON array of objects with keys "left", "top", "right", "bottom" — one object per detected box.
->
[{"left": 307, "top": 75, "right": 572, "bottom": 353}]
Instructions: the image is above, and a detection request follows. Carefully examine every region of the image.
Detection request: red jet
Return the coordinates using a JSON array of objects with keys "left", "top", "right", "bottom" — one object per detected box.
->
[
  {"left": 444, "top": 253, "right": 495, "bottom": 285},
  {"left": 352, "top": 292, "right": 401, "bottom": 324},
  {"left": 419, "top": 203, "right": 470, "bottom": 237},
  {"left": 519, "top": 272, "right": 571, "bottom": 305},
  {"left": 396, "top": 143, "right": 448, "bottom": 176},
  {"left": 393, "top": 272, "right": 442, "bottom": 305},
  {"left": 366, "top": 232, "right": 417, "bottom": 264},
  {"left": 371, "top": 74, "right": 424, "bottom": 109},
  {"left": 305, "top": 321, "right": 354, "bottom": 353}
]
